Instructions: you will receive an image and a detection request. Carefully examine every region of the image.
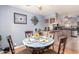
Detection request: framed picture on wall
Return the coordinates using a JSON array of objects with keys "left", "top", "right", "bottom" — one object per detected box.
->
[
  {"left": 50, "top": 18, "right": 55, "bottom": 23},
  {"left": 14, "top": 13, "right": 27, "bottom": 24},
  {"left": 44, "top": 19, "right": 49, "bottom": 23}
]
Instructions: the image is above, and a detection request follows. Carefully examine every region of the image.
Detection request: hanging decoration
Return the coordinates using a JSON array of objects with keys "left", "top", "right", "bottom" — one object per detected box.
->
[{"left": 31, "top": 16, "right": 39, "bottom": 25}]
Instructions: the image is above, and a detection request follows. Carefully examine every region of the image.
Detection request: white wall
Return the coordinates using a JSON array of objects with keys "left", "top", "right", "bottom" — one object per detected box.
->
[{"left": 0, "top": 5, "right": 45, "bottom": 48}]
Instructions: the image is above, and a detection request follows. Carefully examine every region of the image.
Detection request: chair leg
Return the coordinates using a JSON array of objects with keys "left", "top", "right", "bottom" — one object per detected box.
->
[{"left": 51, "top": 42, "right": 54, "bottom": 50}]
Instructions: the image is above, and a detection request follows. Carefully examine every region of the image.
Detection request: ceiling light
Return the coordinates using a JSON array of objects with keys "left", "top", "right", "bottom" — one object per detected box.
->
[
  {"left": 26, "top": 5, "right": 42, "bottom": 10},
  {"left": 37, "top": 5, "right": 42, "bottom": 10}
]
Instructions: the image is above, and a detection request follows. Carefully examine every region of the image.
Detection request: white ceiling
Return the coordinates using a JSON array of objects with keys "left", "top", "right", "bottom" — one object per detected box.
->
[{"left": 10, "top": 5, "right": 79, "bottom": 16}]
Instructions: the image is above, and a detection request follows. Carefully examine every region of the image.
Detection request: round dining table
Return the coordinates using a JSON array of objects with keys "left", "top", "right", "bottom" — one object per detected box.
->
[{"left": 23, "top": 36, "right": 54, "bottom": 54}]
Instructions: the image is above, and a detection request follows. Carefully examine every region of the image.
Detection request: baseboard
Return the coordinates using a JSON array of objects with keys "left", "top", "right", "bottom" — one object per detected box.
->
[{"left": 14, "top": 45, "right": 25, "bottom": 49}]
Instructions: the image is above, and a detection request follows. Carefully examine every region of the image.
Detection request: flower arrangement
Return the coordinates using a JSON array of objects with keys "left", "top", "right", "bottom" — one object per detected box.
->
[{"left": 33, "top": 33, "right": 40, "bottom": 38}]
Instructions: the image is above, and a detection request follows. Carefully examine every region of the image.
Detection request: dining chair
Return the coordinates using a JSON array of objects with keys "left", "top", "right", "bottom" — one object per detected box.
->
[
  {"left": 44, "top": 36, "right": 67, "bottom": 54},
  {"left": 58, "top": 36, "right": 67, "bottom": 54},
  {"left": 49, "top": 31, "right": 55, "bottom": 49},
  {"left": 7, "top": 35, "right": 15, "bottom": 54},
  {"left": 0, "top": 35, "right": 1, "bottom": 41},
  {"left": 7, "top": 35, "right": 30, "bottom": 54},
  {"left": 41, "top": 31, "right": 55, "bottom": 53},
  {"left": 0, "top": 35, "right": 3, "bottom": 51},
  {"left": 25, "top": 31, "right": 33, "bottom": 38},
  {"left": 38, "top": 29, "right": 43, "bottom": 36},
  {"left": 50, "top": 30, "right": 67, "bottom": 54}
]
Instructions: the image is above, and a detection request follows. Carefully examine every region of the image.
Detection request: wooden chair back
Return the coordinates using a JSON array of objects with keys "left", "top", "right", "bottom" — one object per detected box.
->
[
  {"left": 0, "top": 35, "right": 1, "bottom": 41},
  {"left": 58, "top": 36, "right": 67, "bottom": 54},
  {"left": 25, "top": 31, "right": 33, "bottom": 38},
  {"left": 50, "top": 31, "right": 55, "bottom": 39},
  {"left": 7, "top": 35, "right": 15, "bottom": 54}
]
